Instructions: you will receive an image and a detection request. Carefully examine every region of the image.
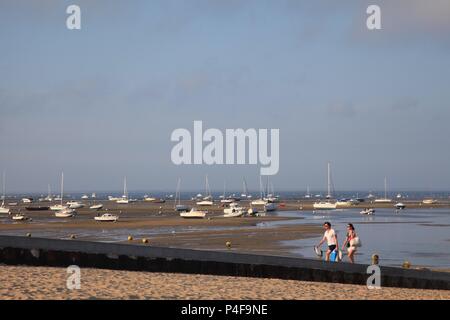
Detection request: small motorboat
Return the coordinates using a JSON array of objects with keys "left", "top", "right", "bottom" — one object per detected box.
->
[
  {"left": 25, "top": 206, "right": 50, "bottom": 211},
  {"left": 175, "top": 204, "right": 190, "bottom": 212},
  {"left": 395, "top": 202, "right": 406, "bottom": 210},
  {"left": 55, "top": 208, "right": 75, "bottom": 218},
  {"left": 224, "top": 209, "right": 244, "bottom": 218},
  {"left": 180, "top": 208, "right": 207, "bottom": 219},
  {"left": 264, "top": 201, "right": 277, "bottom": 212},
  {"left": 12, "top": 213, "right": 28, "bottom": 221},
  {"left": 94, "top": 213, "right": 119, "bottom": 222},
  {"left": 67, "top": 201, "right": 84, "bottom": 209},
  {"left": 360, "top": 208, "right": 375, "bottom": 215},
  {"left": 224, "top": 203, "right": 245, "bottom": 217},
  {"left": 224, "top": 202, "right": 244, "bottom": 215},
  {"left": 89, "top": 204, "right": 104, "bottom": 210}
]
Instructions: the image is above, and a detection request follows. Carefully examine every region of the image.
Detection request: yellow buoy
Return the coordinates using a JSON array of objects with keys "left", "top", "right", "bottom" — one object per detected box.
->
[
  {"left": 371, "top": 254, "right": 379, "bottom": 265},
  {"left": 70, "top": 234, "right": 76, "bottom": 239},
  {"left": 402, "top": 260, "right": 411, "bottom": 269},
  {"left": 26, "top": 233, "right": 31, "bottom": 237},
  {"left": 142, "top": 238, "right": 149, "bottom": 244},
  {"left": 226, "top": 241, "right": 231, "bottom": 249},
  {"left": 127, "top": 236, "right": 133, "bottom": 241}
]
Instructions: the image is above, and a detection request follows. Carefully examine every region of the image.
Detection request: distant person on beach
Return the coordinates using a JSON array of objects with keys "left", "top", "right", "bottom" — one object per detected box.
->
[
  {"left": 317, "top": 222, "right": 338, "bottom": 261},
  {"left": 342, "top": 223, "right": 357, "bottom": 263}
]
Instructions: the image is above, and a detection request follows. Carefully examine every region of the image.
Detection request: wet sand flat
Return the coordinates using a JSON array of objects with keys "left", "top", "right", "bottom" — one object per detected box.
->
[{"left": 0, "top": 265, "right": 448, "bottom": 300}]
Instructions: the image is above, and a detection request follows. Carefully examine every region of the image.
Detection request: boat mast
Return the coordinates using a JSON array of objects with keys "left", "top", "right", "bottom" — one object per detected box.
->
[
  {"left": 327, "top": 162, "right": 331, "bottom": 199},
  {"left": 60, "top": 172, "right": 64, "bottom": 206},
  {"left": 384, "top": 177, "right": 387, "bottom": 199},
  {"left": 259, "top": 176, "right": 263, "bottom": 199},
  {"left": 223, "top": 180, "right": 226, "bottom": 198},
  {"left": 205, "top": 175, "right": 211, "bottom": 198},
  {"left": 175, "top": 177, "right": 181, "bottom": 207},
  {"left": 123, "top": 177, "right": 128, "bottom": 198},
  {"left": 1, "top": 171, "right": 5, "bottom": 206},
  {"left": 242, "top": 178, "right": 248, "bottom": 195}
]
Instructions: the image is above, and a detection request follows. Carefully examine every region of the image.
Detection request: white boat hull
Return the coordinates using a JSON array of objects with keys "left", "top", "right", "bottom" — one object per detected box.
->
[
  {"left": 313, "top": 202, "right": 337, "bottom": 210},
  {"left": 12, "top": 215, "right": 27, "bottom": 221},
  {"left": 94, "top": 214, "right": 118, "bottom": 222},
  {"left": 50, "top": 205, "right": 67, "bottom": 211},
  {"left": 89, "top": 204, "right": 104, "bottom": 210},
  {"left": 0, "top": 207, "right": 10, "bottom": 214},
  {"left": 180, "top": 209, "right": 206, "bottom": 219},
  {"left": 224, "top": 210, "right": 244, "bottom": 218},
  {"left": 55, "top": 209, "right": 75, "bottom": 218},
  {"left": 196, "top": 200, "right": 213, "bottom": 206},
  {"left": 251, "top": 199, "right": 266, "bottom": 206},
  {"left": 374, "top": 199, "right": 392, "bottom": 203}
]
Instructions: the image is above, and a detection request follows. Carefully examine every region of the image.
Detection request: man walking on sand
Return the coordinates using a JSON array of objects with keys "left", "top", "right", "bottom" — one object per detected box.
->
[{"left": 317, "top": 222, "right": 338, "bottom": 262}]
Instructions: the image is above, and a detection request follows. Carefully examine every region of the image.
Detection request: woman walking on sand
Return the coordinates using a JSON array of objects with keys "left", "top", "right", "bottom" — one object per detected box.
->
[{"left": 342, "top": 223, "right": 358, "bottom": 263}]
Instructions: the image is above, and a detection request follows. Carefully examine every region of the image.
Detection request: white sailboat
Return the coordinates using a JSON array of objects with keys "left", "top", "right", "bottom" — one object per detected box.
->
[
  {"left": 40, "top": 184, "right": 53, "bottom": 202},
  {"left": 196, "top": 175, "right": 213, "bottom": 206},
  {"left": 0, "top": 172, "right": 10, "bottom": 214},
  {"left": 313, "top": 162, "right": 337, "bottom": 210},
  {"left": 67, "top": 201, "right": 84, "bottom": 209},
  {"left": 241, "top": 178, "right": 248, "bottom": 199},
  {"left": 174, "top": 178, "right": 189, "bottom": 212},
  {"left": 180, "top": 208, "right": 207, "bottom": 219},
  {"left": 116, "top": 177, "right": 129, "bottom": 204},
  {"left": 374, "top": 177, "right": 392, "bottom": 203},
  {"left": 53, "top": 172, "right": 76, "bottom": 218},
  {"left": 90, "top": 203, "right": 104, "bottom": 210},
  {"left": 304, "top": 186, "right": 311, "bottom": 198},
  {"left": 422, "top": 199, "right": 437, "bottom": 204},
  {"left": 251, "top": 176, "right": 267, "bottom": 206}
]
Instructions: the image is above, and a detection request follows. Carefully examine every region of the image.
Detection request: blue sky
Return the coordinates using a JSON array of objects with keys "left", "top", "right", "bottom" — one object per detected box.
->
[{"left": 1, "top": 0, "right": 450, "bottom": 193}]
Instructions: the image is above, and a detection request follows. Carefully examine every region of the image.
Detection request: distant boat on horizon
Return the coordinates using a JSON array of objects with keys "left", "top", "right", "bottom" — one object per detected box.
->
[
  {"left": 313, "top": 162, "right": 336, "bottom": 210},
  {"left": 374, "top": 177, "right": 392, "bottom": 203}
]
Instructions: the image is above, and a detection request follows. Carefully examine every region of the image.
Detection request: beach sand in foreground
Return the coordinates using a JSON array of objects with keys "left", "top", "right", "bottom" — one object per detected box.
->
[{"left": 0, "top": 265, "right": 448, "bottom": 300}]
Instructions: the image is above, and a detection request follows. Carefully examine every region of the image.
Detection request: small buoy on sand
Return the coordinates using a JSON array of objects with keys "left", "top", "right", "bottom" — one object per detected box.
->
[
  {"left": 226, "top": 241, "right": 232, "bottom": 249},
  {"left": 127, "top": 236, "right": 133, "bottom": 241},
  {"left": 70, "top": 234, "right": 76, "bottom": 239},
  {"left": 26, "top": 233, "right": 31, "bottom": 237},
  {"left": 371, "top": 254, "right": 379, "bottom": 265},
  {"left": 402, "top": 260, "right": 411, "bottom": 269},
  {"left": 142, "top": 238, "right": 149, "bottom": 244}
]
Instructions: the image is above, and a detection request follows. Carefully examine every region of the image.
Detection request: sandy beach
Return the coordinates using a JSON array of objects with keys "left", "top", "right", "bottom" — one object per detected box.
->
[{"left": 0, "top": 265, "right": 448, "bottom": 300}]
